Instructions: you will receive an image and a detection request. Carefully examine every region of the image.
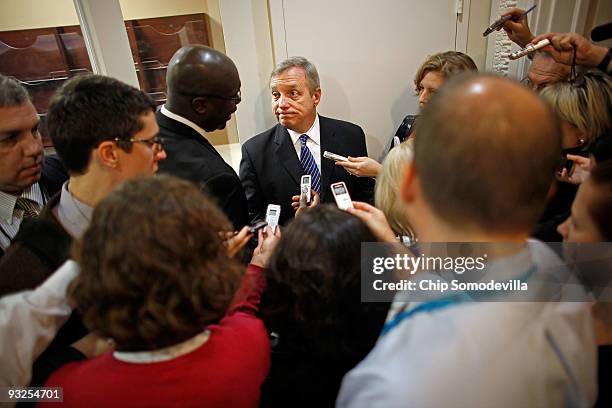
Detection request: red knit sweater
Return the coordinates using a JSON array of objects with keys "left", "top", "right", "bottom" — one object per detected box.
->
[{"left": 41, "top": 264, "right": 270, "bottom": 408}]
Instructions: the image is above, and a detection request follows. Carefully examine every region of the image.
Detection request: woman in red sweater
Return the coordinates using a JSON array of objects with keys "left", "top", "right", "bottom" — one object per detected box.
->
[{"left": 42, "top": 175, "right": 277, "bottom": 408}]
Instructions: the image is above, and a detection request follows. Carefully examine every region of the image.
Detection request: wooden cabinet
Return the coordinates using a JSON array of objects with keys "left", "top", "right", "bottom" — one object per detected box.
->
[{"left": 0, "top": 13, "right": 211, "bottom": 146}]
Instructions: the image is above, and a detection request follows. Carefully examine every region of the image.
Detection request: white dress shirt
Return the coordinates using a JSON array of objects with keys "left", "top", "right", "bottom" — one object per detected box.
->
[
  {"left": 0, "top": 260, "right": 79, "bottom": 387},
  {"left": 160, "top": 105, "right": 208, "bottom": 139},
  {"left": 287, "top": 114, "right": 321, "bottom": 172},
  {"left": 0, "top": 183, "right": 46, "bottom": 250}
]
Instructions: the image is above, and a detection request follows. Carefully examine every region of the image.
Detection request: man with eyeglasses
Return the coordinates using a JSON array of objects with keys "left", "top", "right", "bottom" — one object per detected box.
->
[
  {"left": 0, "top": 74, "right": 167, "bottom": 298},
  {"left": 157, "top": 45, "right": 249, "bottom": 230},
  {"left": 0, "top": 75, "right": 67, "bottom": 259}
]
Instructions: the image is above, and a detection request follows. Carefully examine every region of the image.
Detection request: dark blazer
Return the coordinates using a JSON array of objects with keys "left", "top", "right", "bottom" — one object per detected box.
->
[
  {"left": 156, "top": 110, "right": 249, "bottom": 230},
  {"left": 0, "top": 155, "right": 67, "bottom": 259},
  {"left": 240, "top": 116, "right": 374, "bottom": 225},
  {"left": 0, "top": 194, "right": 71, "bottom": 296},
  {"left": 41, "top": 155, "right": 69, "bottom": 198}
]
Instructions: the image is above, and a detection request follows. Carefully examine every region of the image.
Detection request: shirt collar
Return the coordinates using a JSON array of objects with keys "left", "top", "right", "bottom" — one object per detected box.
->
[
  {"left": 57, "top": 182, "right": 94, "bottom": 239},
  {"left": 288, "top": 114, "right": 320, "bottom": 146},
  {"left": 160, "top": 105, "right": 208, "bottom": 139},
  {"left": 113, "top": 330, "right": 211, "bottom": 363},
  {"left": 0, "top": 183, "right": 45, "bottom": 222}
]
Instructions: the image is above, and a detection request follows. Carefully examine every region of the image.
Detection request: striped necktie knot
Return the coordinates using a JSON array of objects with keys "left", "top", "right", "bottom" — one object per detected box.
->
[
  {"left": 15, "top": 197, "right": 39, "bottom": 218},
  {"left": 299, "top": 134, "right": 321, "bottom": 193}
]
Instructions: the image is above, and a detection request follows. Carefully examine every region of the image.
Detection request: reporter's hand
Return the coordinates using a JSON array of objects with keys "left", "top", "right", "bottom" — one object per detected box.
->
[
  {"left": 556, "top": 154, "right": 592, "bottom": 185},
  {"left": 530, "top": 32, "right": 609, "bottom": 67},
  {"left": 292, "top": 190, "right": 321, "bottom": 218},
  {"left": 250, "top": 226, "right": 281, "bottom": 268},
  {"left": 335, "top": 156, "right": 382, "bottom": 178},
  {"left": 223, "top": 226, "right": 253, "bottom": 258},
  {"left": 347, "top": 201, "right": 397, "bottom": 243},
  {"left": 497, "top": 7, "right": 534, "bottom": 48}
]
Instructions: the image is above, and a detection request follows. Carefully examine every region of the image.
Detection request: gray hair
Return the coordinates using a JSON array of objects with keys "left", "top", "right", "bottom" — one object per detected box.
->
[
  {"left": 0, "top": 74, "right": 30, "bottom": 107},
  {"left": 270, "top": 56, "right": 320, "bottom": 93}
]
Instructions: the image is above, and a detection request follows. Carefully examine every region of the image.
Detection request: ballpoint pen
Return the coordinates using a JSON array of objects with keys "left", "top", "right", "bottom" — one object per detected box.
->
[{"left": 483, "top": 4, "right": 537, "bottom": 37}]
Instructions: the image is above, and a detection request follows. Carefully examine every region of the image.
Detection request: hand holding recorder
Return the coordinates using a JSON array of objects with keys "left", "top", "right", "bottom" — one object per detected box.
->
[
  {"left": 250, "top": 225, "right": 281, "bottom": 268},
  {"left": 346, "top": 201, "right": 397, "bottom": 243},
  {"left": 223, "top": 226, "right": 253, "bottom": 258}
]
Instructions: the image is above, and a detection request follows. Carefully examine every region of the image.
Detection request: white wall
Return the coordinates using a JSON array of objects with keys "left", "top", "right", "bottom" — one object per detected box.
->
[
  {"left": 219, "top": 0, "right": 277, "bottom": 144},
  {"left": 266, "top": 0, "right": 467, "bottom": 159},
  {"left": 219, "top": 0, "right": 494, "bottom": 157}
]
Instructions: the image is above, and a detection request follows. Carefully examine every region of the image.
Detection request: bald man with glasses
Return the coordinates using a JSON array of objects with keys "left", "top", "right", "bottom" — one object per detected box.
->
[{"left": 157, "top": 45, "right": 249, "bottom": 230}]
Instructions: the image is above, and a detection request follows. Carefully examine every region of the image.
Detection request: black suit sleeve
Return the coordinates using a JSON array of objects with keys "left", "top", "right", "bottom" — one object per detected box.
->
[
  {"left": 352, "top": 127, "right": 375, "bottom": 204},
  {"left": 239, "top": 143, "right": 265, "bottom": 223},
  {"left": 201, "top": 172, "right": 250, "bottom": 230}
]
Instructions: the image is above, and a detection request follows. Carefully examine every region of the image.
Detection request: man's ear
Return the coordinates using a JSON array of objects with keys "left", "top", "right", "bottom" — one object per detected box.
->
[
  {"left": 400, "top": 160, "right": 418, "bottom": 205},
  {"left": 191, "top": 97, "right": 208, "bottom": 115},
  {"left": 97, "top": 141, "right": 119, "bottom": 169},
  {"left": 312, "top": 88, "right": 321, "bottom": 107}
]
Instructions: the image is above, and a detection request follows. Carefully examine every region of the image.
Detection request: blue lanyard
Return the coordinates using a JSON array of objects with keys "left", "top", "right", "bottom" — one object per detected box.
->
[{"left": 380, "top": 266, "right": 536, "bottom": 337}]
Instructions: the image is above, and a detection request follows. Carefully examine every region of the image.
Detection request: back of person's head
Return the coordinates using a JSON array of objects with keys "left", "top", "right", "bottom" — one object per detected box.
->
[
  {"left": 261, "top": 205, "right": 379, "bottom": 356},
  {"left": 47, "top": 74, "right": 156, "bottom": 174},
  {"left": 0, "top": 75, "right": 30, "bottom": 107},
  {"left": 165, "top": 45, "right": 240, "bottom": 131},
  {"left": 414, "top": 73, "right": 561, "bottom": 235},
  {"left": 540, "top": 70, "right": 612, "bottom": 143},
  {"left": 70, "top": 175, "right": 243, "bottom": 351},
  {"left": 413, "top": 51, "right": 478, "bottom": 93},
  {"left": 587, "top": 161, "right": 612, "bottom": 241},
  {"left": 375, "top": 141, "right": 416, "bottom": 239}
]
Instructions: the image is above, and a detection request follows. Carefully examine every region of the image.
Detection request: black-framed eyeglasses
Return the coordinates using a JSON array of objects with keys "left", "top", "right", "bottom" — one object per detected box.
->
[
  {"left": 189, "top": 90, "right": 241, "bottom": 104},
  {"left": 114, "top": 136, "right": 165, "bottom": 151}
]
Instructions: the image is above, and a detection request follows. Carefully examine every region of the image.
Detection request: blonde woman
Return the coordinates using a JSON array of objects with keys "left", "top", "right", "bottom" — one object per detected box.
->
[
  {"left": 374, "top": 141, "right": 416, "bottom": 246},
  {"left": 540, "top": 70, "right": 612, "bottom": 184}
]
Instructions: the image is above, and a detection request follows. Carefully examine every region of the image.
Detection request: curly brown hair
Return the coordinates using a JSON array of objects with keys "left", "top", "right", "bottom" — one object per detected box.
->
[
  {"left": 413, "top": 51, "right": 477, "bottom": 94},
  {"left": 70, "top": 175, "right": 244, "bottom": 351}
]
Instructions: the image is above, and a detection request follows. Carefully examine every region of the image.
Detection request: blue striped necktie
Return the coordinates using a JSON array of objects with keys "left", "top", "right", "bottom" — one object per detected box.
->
[{"left": 299, "top": 134, "right": 321, "bottom": 193}]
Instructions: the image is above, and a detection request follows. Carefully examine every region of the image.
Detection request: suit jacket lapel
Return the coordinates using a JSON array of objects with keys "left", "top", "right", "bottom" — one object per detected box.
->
[
  {"left": 319, "top": 116, "right": 338, "bottom": 201},
  {"left": 274, "top": 125, "right": 303, "bottom": 187}
]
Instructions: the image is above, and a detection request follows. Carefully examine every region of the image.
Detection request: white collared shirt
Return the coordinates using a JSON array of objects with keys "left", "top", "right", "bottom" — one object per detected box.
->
[
  {"left": 337, "top": 240, "right": 596, "bottom": 408},
  {"left": 54, "top": 182, "right": 94, "bottom": 240},
  {"left": 160, "top": 105, "right": 208, "bottom": 139},
  {"left": 287, "top": 114, "right": 321, "bottom": 172},
  {"left": 0, "top": 183, "right": 46, "bottom": 250}
]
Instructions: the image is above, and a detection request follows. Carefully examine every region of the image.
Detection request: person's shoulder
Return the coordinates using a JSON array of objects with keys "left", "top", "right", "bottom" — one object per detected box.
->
[
  {"left": 243, "top": 124, "right": 282, "bottom": 150},
  {"left": 45, "top": 353, "right": 117, "bottom": 390},
  {"left": 319, "top": 115, "right": 364, "bottom": 133}
]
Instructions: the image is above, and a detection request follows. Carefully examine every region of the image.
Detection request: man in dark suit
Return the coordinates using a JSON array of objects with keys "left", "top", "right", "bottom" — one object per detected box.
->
[
  {"left": 0, "top": 74, "right": 67, "bottom": 258},
  {"left": 157, "top": 45, "right": 249, "bottom": 230},
  {"left": 240, "top": 57, "right": 374, "bottom": 225}
]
